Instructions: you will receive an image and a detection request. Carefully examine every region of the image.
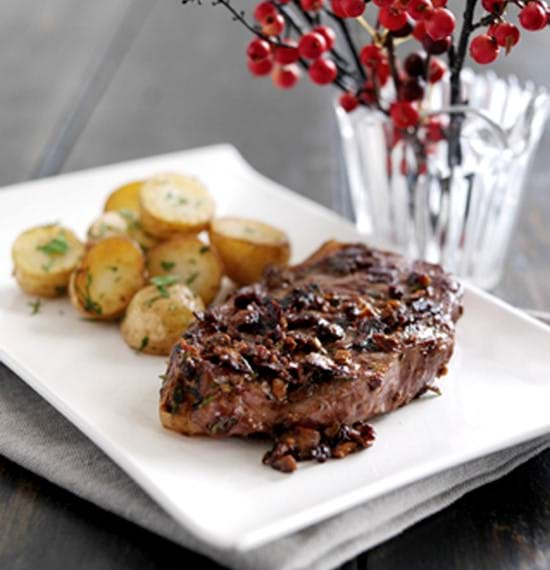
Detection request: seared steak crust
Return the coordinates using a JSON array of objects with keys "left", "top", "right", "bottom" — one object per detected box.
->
[{"left": 160, "top": 241, "right": 463, "bottom": 463}]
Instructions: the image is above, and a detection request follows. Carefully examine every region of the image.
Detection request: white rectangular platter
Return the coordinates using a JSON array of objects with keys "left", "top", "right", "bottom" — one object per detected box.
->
[{"left": 1, "top": 144, "right": 549, "bottom": 551}]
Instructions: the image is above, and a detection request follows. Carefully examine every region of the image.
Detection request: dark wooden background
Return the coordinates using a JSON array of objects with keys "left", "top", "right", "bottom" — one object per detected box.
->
[{"left": 1, "top": 1, "right": 549, "bottom": 568}]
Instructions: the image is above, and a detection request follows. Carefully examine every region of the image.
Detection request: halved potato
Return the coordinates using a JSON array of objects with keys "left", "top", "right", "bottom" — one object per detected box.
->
[
  {"left": 139, "top": 173, "right": 214, "bottom": 238},
  {"left": 118, "top": 209, "right": 160, "bottom": 251},
  {"left": 121, "top": 283, "right": 204, "bottom": 356},
  {"left": 12, "top": 225, "right": 84, "bottom": 297},
  {"left": 147, "top": 236, "right": 223, "bottom": 305},
  {"left": 209, "top": 217, "right": 291, "bottom": 285},
  {"left": 103, "top": 181, "right": 144, "bottom": 214},
  {"left": 69, "top": 236, "right": 146, "bottom": 320},
  {"left": 87, "top": 211, "right": 128, "bottom": 243}
]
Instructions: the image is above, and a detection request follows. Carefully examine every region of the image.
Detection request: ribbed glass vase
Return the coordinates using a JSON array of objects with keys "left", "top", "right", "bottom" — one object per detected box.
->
[{"left": 335, "top": 71, "right": 549, "bottom": 289}]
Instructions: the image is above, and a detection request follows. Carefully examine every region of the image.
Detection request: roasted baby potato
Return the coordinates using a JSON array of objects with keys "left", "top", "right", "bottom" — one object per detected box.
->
[
  {"left": 118, "top": 209, "right": 160, "bottom": 251},
  {"left": 209, "top": 217, "right": 291, "bottom": 285},
  {"left": 139, "top": 173, "right": 214, "bottom": 238},
  {"left": 121, "top": 280, "right": 204, "bottom": 356},
  {"left": 147, "top": 236, "right": 223, "bottom": 305},
  {"left": 103, "top": 180, "right": 144, "bottom": 214},
  {"left": 87, "top": 211, "right": 128, "bottom": 243},
  {"left": 69, "top": 236, "right": 146, "bottom": 320},
  {"left": 12, "top": 225, "right": 84, "bottom": 297}
]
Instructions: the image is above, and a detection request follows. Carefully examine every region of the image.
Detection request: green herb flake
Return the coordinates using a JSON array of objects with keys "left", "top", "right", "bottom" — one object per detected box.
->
[
  {"left": 196, "top": 393, "right": 216, "bottom": 409},
  {"left": 41, "top": 258, "right": 55, "bottom": 273},
  {"left": 108, "top": 265, "right": 118, "bottom": 272},
  {"left": 160, "top": 260, "right": 176, "bottom": 271},
  {"left": 78, "top": 271, "right": 102, "bottom": 315},
  {"left": 185, "top": 272, "right": 199, "bottom": 286},
  {"left": 55, "top": 285, "right": 67, "bottom": 295},
  {"left": 199, "top": 245, "right": 210, "bottom": 254},
  {"left": 37, "top": 233, "right": 69, "bottom": 256},
  {"left": 139, "top": 336, "right": 149, "bottom": 351},
  {"left": 28, "top": 299, "right": 42, "bottom": 315},
  {"left": 150, "top": 274, "right": 179, "bottom": 298}
]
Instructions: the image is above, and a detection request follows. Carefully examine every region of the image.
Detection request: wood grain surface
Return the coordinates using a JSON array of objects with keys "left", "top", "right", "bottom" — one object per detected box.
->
[{"left": 0, "top": 0, "right": 549, "bottom": 568}]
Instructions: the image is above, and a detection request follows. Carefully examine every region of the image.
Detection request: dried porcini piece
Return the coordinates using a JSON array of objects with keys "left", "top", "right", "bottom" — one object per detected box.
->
[{"left": 263, "top": 422, "right": 376, "bottom": 473}]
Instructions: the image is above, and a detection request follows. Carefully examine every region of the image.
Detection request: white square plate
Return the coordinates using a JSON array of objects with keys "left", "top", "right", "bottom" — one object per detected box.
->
[{"left": 1, "top": 145, "right": 549, "bottom": 551}]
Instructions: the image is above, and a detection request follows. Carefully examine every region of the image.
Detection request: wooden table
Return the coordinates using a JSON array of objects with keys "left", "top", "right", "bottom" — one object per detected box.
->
[{"left": 1, "top": 1, "right": 549, "bottom": 568}]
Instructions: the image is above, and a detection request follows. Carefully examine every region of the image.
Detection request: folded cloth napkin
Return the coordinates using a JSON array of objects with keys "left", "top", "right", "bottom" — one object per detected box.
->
[{"left": 1, "top": 365, "right": 549, "bottom": 570}]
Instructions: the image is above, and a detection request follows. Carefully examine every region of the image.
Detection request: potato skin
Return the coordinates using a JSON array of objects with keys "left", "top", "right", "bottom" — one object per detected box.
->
[
  {"left": 121, "top": 284, "right": 204, "bottom": 356},
  {"left": 139, "top": 173, "right": 215, "bottom": 238},
  {"left": 147, "top": 236, "right": 223, "bottom": 305},
  {"left": 103, "top": 181, "right": 144, "bottom": 214},
  {"left": 12, "top": 225, "right": 84, "bottom": 298},
  {"left": 69, "top": 236, "right": 146, "bottom": 320},
  {"left": 209, "top": 217, "right": 291, "bottom": 285}
]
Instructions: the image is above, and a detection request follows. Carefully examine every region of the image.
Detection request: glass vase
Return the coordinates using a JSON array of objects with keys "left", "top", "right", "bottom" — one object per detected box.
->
[{"left": 335, "top": 70, "right": 550, "bottom": 290}]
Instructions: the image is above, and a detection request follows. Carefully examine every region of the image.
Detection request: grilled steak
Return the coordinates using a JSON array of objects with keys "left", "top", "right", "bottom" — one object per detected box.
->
[{"left": 160, "top": 241, "right": 463, "bottom": 472}]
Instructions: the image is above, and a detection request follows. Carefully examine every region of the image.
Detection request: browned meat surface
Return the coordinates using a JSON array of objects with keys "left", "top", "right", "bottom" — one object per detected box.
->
[{"left": 160, "top": 241, "right": 463, "bottom": 471}]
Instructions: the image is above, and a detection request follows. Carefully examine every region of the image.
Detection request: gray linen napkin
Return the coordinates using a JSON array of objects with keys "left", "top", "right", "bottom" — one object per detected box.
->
[{"left": 1, "top": 364, "right": 549, "bottom": 570}]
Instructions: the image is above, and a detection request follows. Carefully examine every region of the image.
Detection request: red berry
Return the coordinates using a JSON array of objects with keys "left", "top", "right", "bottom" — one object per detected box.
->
[
  {"left": 301, "top": 0, "right": 324, "bottom": 11},
  {"left": 374, "top": 61, "right": 391, "bottom": 86},
  {"left": 404, "top": 52, "right": 426, "bottom": 77},
  {"left": 392, "top": 21, "right": 414, "bottom": 37},
  {"left": 379, "top": 6, "right": 408, "bottom": 31},
  {"left": 470, "top": 34, "right": 500, "bottom": 64},
  {"left": 272, "top": 64, "right": 301, "bottom": 88},
  {"left": 481, "top": 0, "right": 506, "bottom": 14},
  {"left": 373, "top": 0, "right": 393, "bottom": 6},
  {"left": 331, "top": 0, "right": 348, "bottom": 17},
  {"left": 299, "top": 32, "right": 327, "bottom": 60},
  {"left": 425, "top": 118, "right": 445, "bottom": 142},
  {"left": 422, "top": 34, "right": 451, "bottom": 54},
  {"left": 400, "top": 78, "right": 425, "bottom": 101},
  {"left": 491, "top": 22, "right": 520, "bottom": 49},
  {"left": 274, "top": 40, "right": 300, "bottom": 64},
  {"left": 313, "top": 26, "right": 337, "bottom": 51},
  {"left": 432, "top": 0, "right": 447, "bottom": 6},
  {"left": 360, "top": 80, "right": 377, "bottom": 104},
  {"left": 262, "top": 13, "right": 285, "bottom": 35},
  {"left": 254, "top": 1, "right": 276, "bottom": 21},
  {"left": 425, "top": 8, "right": 455, "bottom": 40},
  {"left": 341, "top": 0, "right": 366, "bottom": 17},
  {"left": 390, "top": 101, "right": 419, "bottom": 129},
  {"left": 248, "top": 58, "right": 274, "bottom": 76},
  {"left": 428, "top": 57, "right": 446, "bottom": 82},
  {"left": 360, "top": 44, "right": 384, "bottom": 68},
  {"left": 413, "top": 20, "right": 427, "bottom": 40},
  {"left": 519, "top": 2, "right": 548, "bottom": 31},
  {"left": 308, "top": 58, "right": 338, "bottom": 84},
  {"left": 407, "top": 0, "right": 433, "bottom": 21},
  {"left": 247, "top": 38, "right": 271, "bottom": 62},
  {"left": 339, "top": 92, "right": 360, "bottom": 112}
]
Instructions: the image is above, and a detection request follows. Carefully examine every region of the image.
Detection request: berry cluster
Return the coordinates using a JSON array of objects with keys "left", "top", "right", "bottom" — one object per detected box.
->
[
  {"left": 206, "top": 0, "right": 548, "bottom": 132},
  {"left": 184, "top": 0, "right": 548, "bottom": 169}
]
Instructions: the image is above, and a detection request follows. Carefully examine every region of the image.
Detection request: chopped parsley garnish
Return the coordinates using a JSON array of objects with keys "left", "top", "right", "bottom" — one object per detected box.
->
[
  {"left": 28, "top": 299, "right": 42, "bottom": 315},
  {"left": 137, "top": 336, "right": 149, "bottom": 353},
  {"left": 37, "top": 233, "right": 69, "bottom": 256},
  {"left": 199, "top": 245, "right": 210, "bottom": 254},
  {"left": 79, "top": 271, "right": 102, "bottom": 315},
  {"left": 196, "top": 393, "right": 216, "bottom": 409},
  {"left": 108, "top": 265, "right": 118, "bottom": 272},
  {"left": 185, "top": 272, "right": 199, "bottom": 286},
  {"left": 150, "top": 275, "right": 179, "bottom": 298},
  {"left": 160, "top": 260, "right": 176, "bottom": 271}
]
